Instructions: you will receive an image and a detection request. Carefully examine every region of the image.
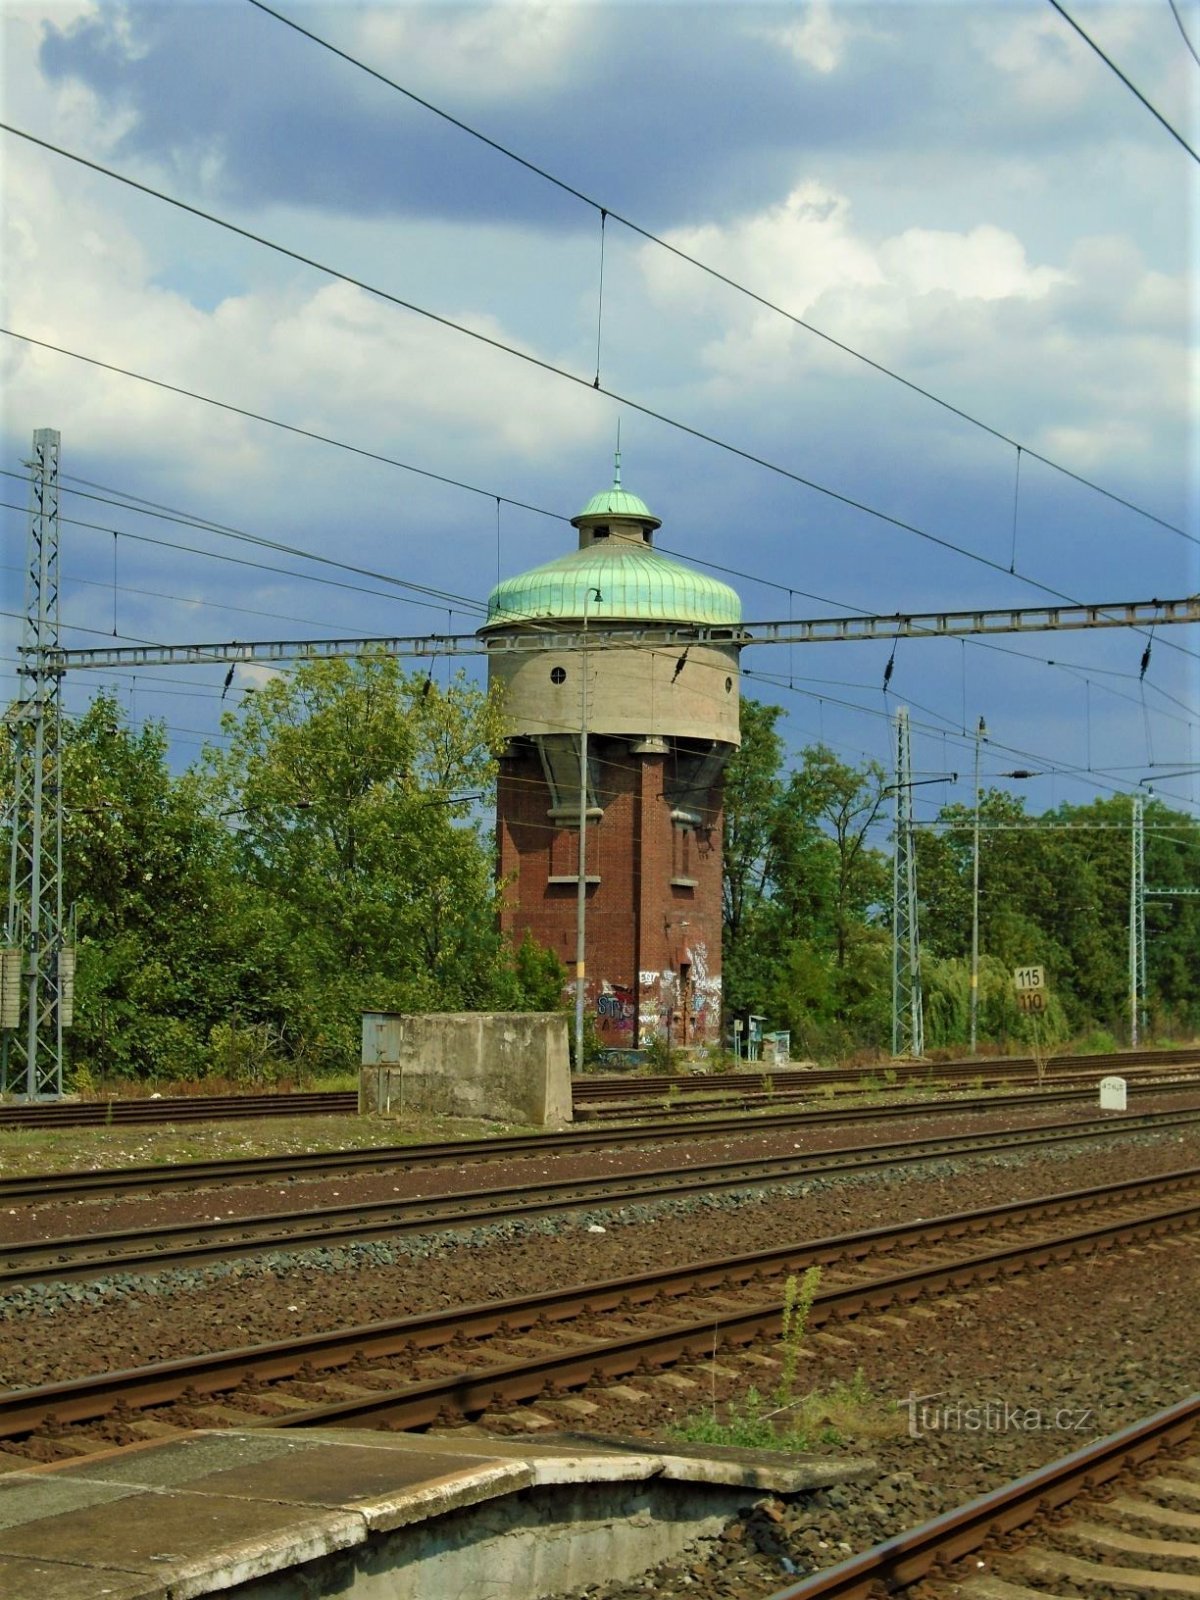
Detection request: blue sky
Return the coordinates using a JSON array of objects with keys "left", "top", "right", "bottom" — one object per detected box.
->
[{"left": 2, "top": 0, "right": 1198, "bottom": 830}]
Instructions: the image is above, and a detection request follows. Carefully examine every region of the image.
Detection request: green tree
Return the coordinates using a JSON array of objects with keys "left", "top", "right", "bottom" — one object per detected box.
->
[
  {"left": 203, "top": 653, "right": 517, "bottom": 1068},
  {"left": 917, "top": 790, "right": 1200, "bottom": 1046},
  {"left": 722, "top": 711, "right": 892, "bottom": 1054},
  {"left": 33, "top": 693, "right": 280, "bottom": 1082}
]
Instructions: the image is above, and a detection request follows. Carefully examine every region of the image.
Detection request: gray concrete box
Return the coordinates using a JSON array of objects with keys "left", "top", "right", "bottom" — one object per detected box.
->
[{"left": 360, "top": 1012, "right": 572, "bottom": 1128}]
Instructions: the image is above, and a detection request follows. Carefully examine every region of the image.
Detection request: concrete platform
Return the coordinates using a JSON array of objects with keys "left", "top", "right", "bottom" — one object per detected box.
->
[{"left": 0, "top": 1427, "right": 875, "bottom": 1600}]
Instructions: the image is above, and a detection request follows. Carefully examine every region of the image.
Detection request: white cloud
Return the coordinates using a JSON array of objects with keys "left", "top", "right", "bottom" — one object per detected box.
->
[
  {"left": 754, "top": 1, "right": 856, "bottom": 76},
  {"left": 351, "top": 2, "right": 591, "bottom": 98},
  {"left": 639, "top": 180, "right": 883, "bottom": 321},
  {"left": 239, "top": 663, "right": 286, "bottom": 689},
  {"left": 1, "top": 3, "right": 141, "bottom": 150},
  {"left": 630, "top": 176, "right": 1190, "bottom": 495},
  {"left": 879, "top": 224, "right": 1069, "bottom": 302},
  {"left": 1, "top": 144, "right": 603, "bottom": 501}
]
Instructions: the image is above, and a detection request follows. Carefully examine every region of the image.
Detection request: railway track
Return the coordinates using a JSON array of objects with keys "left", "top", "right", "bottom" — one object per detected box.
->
[
  {"left": 5, "top": 1106, "right": 1200, "bottom": 1288},
  {"left": 574, "top": 1062, "right": 1200, "bottom": 1119},
  {"left": 2, "top": 1168, "right": 1195, "bottom": 1453},
  {"left": 5, "top": 1076, "right": 1200, "bottom": 1208},
  {"left": 0, "top": 1088, "right": 359, "bottom": 1130},
  {"left": 0, "top": 1044, "right": 1193, "bottom": 1129},
  {"left": 768, "top": 1393, "right": 1200, "bottom": 1600},
  {"left": 573, "top": 1044, "right": 1200, "bottom": 1107}
]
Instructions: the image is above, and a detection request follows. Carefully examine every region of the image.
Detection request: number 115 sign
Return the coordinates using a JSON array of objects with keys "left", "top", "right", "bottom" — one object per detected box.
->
[{"left": 1013, "top": 966, "right": 1046, "bottom": 1014}]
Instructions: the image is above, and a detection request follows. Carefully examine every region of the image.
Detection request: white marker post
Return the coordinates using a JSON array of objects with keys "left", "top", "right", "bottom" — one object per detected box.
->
[{"left": 1100, "top": 1075, "right": 1127, "bottom": 1111}]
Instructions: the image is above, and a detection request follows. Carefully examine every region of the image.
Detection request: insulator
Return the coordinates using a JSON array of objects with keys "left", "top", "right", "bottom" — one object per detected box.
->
[
  {"left": 57, "top": 945, "right": 76, "bottom": 1029},
  {"left": 0, "top": 948, "right": 20, "bottom": 1030}
]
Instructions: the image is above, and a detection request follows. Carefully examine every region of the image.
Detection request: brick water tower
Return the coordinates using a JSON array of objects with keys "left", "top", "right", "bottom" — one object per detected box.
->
[{"left": 481, "top": 461, "right": 742, "bottom": 1049}]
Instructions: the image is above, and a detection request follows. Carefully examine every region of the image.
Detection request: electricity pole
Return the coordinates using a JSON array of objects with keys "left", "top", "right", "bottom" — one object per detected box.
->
[
  {"left": 969, "top": 717, "right": 987, "bottom": 1056},
  {"left": 1129, "top": 795, "right": 1146, "bottom": 1047},
  {"left": 3, "top": 428, "right": 69, "bottom": 1100},
  {"left": 574, "top": 586, "right": 603, "bottom": 1072},
  {"left": 891, "top": 707, "right": 924, "bottom": 1059}
]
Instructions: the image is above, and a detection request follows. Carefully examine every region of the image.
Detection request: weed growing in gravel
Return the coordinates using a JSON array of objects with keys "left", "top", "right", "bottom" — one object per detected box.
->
[
  {"left": 672, "top": 1359, "right": 892, "bottom": 1454},
  {"left": 674, "top": 1267, "right": 827, "bottom": 1451},
  {"left": 777, "top": 1266, "right": 821, "bottom": 1407},
  {"left": 675, "top": 1387, "right": 782, "bottom": 1450}
]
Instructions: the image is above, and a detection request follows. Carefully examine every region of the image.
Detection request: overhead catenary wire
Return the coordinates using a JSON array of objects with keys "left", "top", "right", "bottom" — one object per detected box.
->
[
  {"left": 741, "top": 663, "right": 1199, "bottom": 812},
  {"left": 1046, "top": 0, "right": 1200, "bottom": 163},
  {"left": 4, "top": 492, "right": 1193, "bottom": 772},
  {"left": 0, "top": 336, "right": 563, "bottom": 525},
  {"left": 4, "top": 454, "right": 1194, "bottom": 786},
  {"left": 0, "top": 471, "right": 486, "bottom": 615},
  {"left": 8, "top": 332, "right": 1198, "bottom": 690},
  {"left": 3, "top": 48, "right": 1194, "bottom": 817},
  {"left": 1167, "top": 0, "right": 1200, "bottom": 70},
  {"left": 0, "top": 491, "right": 490, "bottom": 621},
  {"left": 3, "top": 125, "right": 1196, "bottom": 635},
  {"left": 245, "top": 0, "right": 1198, "bottom": 549}
]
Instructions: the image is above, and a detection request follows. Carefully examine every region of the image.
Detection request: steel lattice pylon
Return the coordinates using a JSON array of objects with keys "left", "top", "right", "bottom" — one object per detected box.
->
[
  {"left": 891, "top": 706, "right": 924, "bottom": 1059},
  {"left": 2, "top": 429, "right": 65, "bottom": 1099},
  {"left": 1129, "top": 795, "right": 1147, "bottom": 1048}
]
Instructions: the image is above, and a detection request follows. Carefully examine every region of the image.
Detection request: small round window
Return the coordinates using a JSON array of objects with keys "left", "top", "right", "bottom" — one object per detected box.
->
[
  {"left": 725, "top": 676, "right": 733, "bottom": 693},
  {"left": 551, "top": 666, "right": 567, "bottom": 685}
]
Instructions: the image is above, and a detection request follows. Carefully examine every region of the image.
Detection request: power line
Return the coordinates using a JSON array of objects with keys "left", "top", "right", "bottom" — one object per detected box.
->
[
  {"left": 0, "top": 495, "right": 488, "bottom": 621},
  {"left": 1046, "top": 0, "right": 1200, "bottom": 163},
  {"left": 10, "top": 326, "right": 1198, "bottom": 688},
  {"left": 0, "top": 557, "right": 417, "bottom": 640},
  {"left": 743, "top": 663, "right": 1198, "bottom": 811},
  {"left": 4, "top": 127, "right": 1192, "bottom": 621},
  {"left": 0, "top": 337, "right": 562, "bottom": 525},
  {"left": 247, "top": 0, "right": 1197, "bottom": 549},
  {"left": 0, "top": 470, "right": 484, "bottom": 615},
  {"left": 1167, "top": 0, "right": 1200, "bottom": 70}
]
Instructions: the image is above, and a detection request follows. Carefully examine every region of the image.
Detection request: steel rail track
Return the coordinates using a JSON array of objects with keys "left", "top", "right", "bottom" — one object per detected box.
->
[
  {"left": 574, "top": 1065, "right": 1200, "bottom": 1120},
  {"left": 573, "top": 1045, "right": 1200, "bottom": 1100},
  {"left": 0, "top": 1090, "right": 360, "bottom": 1130},
  {"left": 0, "top": 1045, "right": 1192, "bottom": 1129},
  {"left": 2, "top": 1169, "right": 1195, "bottom": 1442},
  {"left": 5, "top": 1076, "right": 1200, "bottom": 1208},
  {"left": 6, "top": 1108, "right": 1200, "bottom": 1289},
  {"left": 765, "top": 1392, "right": 1200, "bottom": 1600}
]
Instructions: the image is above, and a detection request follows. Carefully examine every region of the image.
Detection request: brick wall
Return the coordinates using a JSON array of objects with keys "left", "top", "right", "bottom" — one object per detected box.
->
[{"left": 498, "top": 737, "right": 724, "bottom": 1046}]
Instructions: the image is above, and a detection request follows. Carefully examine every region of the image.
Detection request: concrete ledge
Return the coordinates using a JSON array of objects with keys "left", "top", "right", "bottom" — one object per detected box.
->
[{"left": 0, "top": 1429, "right": 876, "bottom": 1600}]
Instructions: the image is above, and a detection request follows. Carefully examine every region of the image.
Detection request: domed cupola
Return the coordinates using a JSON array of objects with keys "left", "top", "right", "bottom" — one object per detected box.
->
[{"left": 483, "top": 457, "right": 741, "bottom": 632}]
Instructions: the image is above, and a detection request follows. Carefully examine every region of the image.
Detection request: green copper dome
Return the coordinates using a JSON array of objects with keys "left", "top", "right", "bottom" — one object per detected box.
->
[
  {"left": 484, "top": 463, "right": 741, "bottom": 629},
  {"left": 572, "top": 485, "right": 661, "bottom": 527},
  {"left": 484, "top": 542, "right": 742, "bottom": 629}
]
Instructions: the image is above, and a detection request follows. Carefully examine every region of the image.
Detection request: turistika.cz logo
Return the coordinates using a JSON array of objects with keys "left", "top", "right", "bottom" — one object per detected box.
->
[{"left": 904, "top": 1393, "right": 1094, "bottom": 1438}]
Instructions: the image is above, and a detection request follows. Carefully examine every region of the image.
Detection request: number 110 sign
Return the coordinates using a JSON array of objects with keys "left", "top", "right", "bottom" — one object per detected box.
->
[{"left": 1013, "top": 966, "right": 1047, "bottom": 1014}]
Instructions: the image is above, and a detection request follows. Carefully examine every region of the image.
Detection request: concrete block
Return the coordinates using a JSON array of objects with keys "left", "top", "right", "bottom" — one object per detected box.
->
[{"left": 361, "top": 1011, "right": 571, "bottom": 1127}]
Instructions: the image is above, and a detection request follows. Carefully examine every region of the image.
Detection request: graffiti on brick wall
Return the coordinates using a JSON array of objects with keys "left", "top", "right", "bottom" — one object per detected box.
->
[
  {"left": 687, "top": 942, "right": 722, "bottom": 1033},
  {"left": 596, "top": 981, "right": 636, "bottom": 1032},
  {"left": 634, "top": 956, "right": 722, "bottom": 1047}
]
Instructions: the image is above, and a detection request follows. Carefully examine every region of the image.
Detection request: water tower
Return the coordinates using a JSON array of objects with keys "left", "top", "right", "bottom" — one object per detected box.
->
[{"left": 481, "top": 460, "right": 742, "bottom": 1049}]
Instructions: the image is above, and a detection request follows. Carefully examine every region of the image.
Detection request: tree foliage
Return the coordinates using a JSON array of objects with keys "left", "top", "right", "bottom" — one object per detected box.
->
[
  {"left": 5, "top": 662, "right": 563, "bottom": 1086},
  {"left": 9, "top": 671, "right": 1197, "bottom": 1083},
  {"left": 724, "top": 703, "right": 1200, "bottom": 1058},
  {"left": 723, "top": 705, "right": 891, "bottom": 1057}
]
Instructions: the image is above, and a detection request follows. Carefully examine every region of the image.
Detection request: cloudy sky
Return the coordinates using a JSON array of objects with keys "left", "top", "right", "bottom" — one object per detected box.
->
[{"left": 2, "top": 0, "right": 1198, "bottom": 832}]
